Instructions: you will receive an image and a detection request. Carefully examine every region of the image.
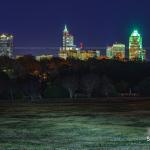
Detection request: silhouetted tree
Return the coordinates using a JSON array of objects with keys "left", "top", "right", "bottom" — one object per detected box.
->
[
  {"left": 17, "top": 75, "right": 41, "bottom": 101},
  {"left": 116, "top": 80, "right": 129, "bottom": 93},
  {"left": 0, "top": 71, "right": 10, "bottom": 99},
  {"left": 81, "top": 73, "right": 100, "bottom": 98},
  {"left": 16, "top": 55, "right": 41, "bottom": 76},
  {"left": 138, "top": 77, "right": 150, "bottom": 96},
  {"left": 62, "top": 75, "right": 78, "bottom": 98},
  {"left": 100, "top": 76, "right": 117, "bottom": 97},
  {"left": 43, "top": 82, "right": 69, "bottom": 98}
]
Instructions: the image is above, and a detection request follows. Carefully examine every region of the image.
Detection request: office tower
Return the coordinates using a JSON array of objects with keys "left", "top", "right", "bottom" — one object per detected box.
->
[
  {"left": 129, "top": 30, "right": 146, "bottom": 61},
  {"left": 59, "top": 25, "right": 100, "bottom": 60},
  {"left": 62, "top": 25, "right": 76, "bottom": 51},
  {"left": 106, "top": 43, "right": 125, "bottom": 60},
  {"left": 0, "top": 34, "right": 13, "bottom": 57}
]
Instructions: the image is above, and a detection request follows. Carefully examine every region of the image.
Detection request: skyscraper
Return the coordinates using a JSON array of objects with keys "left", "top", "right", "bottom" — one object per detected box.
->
[
  {"left": 106, "top": 46, "right": 113, "bottom": 58},
  {"left": 106, "top": 43, "right": 125, "bottom": 60},
  {"left": 59, "top": 25, "right": 100, "bottom": 60},
  {"left": 62, "top": 25, "right": 76, "bottom": 51},
  {"left": 129, "top": 30, "right": 146, "bottom": 61},
  {"left": 0, "top": 34, "right": 13, "bottom": 57}
]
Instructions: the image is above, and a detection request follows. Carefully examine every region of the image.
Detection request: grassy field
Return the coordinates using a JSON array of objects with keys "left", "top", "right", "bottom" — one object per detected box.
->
[{"left": 0, "top": 101, "right": 150, "bottom": 149}]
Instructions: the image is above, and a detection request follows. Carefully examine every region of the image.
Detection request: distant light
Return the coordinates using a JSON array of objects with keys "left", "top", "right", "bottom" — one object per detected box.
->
[
  {"left": 64, "top": 25, "right": 68, "bottom": 33},
  {"left": 131, "top": 30, "right": 140, "bottom": 37},
  {"left": 1, "top": 34, "right": 6, "bottom": 38}
]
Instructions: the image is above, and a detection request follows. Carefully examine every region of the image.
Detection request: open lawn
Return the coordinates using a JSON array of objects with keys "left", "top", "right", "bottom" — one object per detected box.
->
[{"left": 0, "top": 101, "right": 150, "bottom": 149}]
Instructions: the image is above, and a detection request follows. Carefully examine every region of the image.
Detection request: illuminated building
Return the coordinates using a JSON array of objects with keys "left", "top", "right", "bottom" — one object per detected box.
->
[
  {"left": 81, "top": 50, "right": 100, "bottom": 60},
  {"left": 129, "top": 30, "right": 146, "bottom": 61},
  {"left": 59, "top": 51, "right": 68, "bottom": 60},
  {"left": 36, "top": 55, "right": 53, "bottom": 61},
  {"left": 0, "top": 34, "right": 13, "bottom": 57},
  {"left": 106, "top": 46, "right": 113, "bottom": 58},
  {"left": 16, "top": 55, "right": 24, "bottom": 59},
  {"left": 16, "top": 55, "right": 53, "bottom": 61},
  {"left": 61, "top": 25, "right": 77, "bottom": 51},
  {"left": 106, "top": 43, "right": 125, "bottom": 60},
  {"left": 59, "top": 49, "right": 100, "bottom": 60},
  {"left": 59, "top": 50, "right": 80, "bottom": 60},
  {"left": 59, "top": 25, "right": 100, "bottom": 60},
  {"left": 97, "top": 56, "right": 109, "bottom": 60}
]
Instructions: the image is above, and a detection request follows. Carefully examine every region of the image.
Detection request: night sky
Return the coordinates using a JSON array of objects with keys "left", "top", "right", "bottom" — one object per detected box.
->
[{"left": 1, "top": 0, "right": 150, "bottom": 55}]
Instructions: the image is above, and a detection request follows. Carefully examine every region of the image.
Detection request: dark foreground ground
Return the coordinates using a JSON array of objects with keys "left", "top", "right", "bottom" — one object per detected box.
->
[{"left": 1, "top": 100, "right": 150, "bottom": 149}]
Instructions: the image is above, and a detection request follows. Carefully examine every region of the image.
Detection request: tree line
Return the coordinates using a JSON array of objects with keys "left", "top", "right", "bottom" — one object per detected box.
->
[{"left": 0, "top": 55, "right": 150, "bottom": 101}]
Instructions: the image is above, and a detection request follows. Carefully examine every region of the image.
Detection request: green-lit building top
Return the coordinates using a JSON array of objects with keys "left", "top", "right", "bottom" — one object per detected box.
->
[{"left": 129, "top": 30, "right": 146, "bottom": 61}]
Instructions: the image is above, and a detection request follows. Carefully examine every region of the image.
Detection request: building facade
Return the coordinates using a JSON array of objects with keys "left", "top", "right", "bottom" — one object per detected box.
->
[
  {"left": 36, "top": 55, "right": 53, "bottom": 61},
  {"left": 106, "top": 43, "right": 125, "bottom": 60},
  {"left": 59, "top": 25, "right": 100, "bottom": 60},
  {"left": 61, "top": 25, "right": 77, "bottom": 51},
  {"left": 129, "top": 30, "right": 146, "bottom": 61},
  {"left": 0, "top": 34, "right": 13, "bottom": 57},
  {"left": 59, "top": 49, "right": 100, "bottom": 60}
]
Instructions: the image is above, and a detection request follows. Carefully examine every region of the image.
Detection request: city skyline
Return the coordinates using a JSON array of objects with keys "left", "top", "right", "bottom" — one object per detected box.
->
[
  {"left": 0, "top": 24, "right": 149, "bottom": 60},
  {"left": 2, "top": 25, "right": 148, "bottom": 47},
  {"left": 0, "top": 27, "right": 142, "bottom": 61}
]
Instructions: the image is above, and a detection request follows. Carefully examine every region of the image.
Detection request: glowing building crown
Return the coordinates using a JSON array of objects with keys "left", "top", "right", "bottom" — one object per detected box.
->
[
  {"left": 64, "top": 25, "right": 68, "bottom": 33},
  {"left": 131, "top": 30, "right": 140, "bottom": 37}
]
